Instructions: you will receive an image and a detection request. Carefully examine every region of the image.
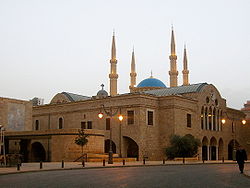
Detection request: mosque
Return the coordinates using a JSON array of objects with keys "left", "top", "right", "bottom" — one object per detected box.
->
[{"left": 1, "top": 29, "right": 248, "bottom": 162}]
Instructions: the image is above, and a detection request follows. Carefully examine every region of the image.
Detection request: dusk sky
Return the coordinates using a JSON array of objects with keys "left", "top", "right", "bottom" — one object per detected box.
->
[{"left": 0, "top": 0, "right": 249, "bottom": 109}]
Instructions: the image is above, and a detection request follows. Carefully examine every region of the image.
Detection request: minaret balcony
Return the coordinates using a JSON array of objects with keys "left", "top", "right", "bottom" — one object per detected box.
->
[{"left": 109, "top": 74, "right": 118, "bottom": 79}]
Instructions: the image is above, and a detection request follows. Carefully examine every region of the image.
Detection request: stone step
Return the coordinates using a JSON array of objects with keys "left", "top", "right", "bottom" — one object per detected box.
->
[
  {"left": 87, "top": 153, "right": 119, "bottom": 158},
  {"left": 75, "top": 153, "right": 136, "bottom": 162},
  {"left": 87, "top": 157, "right": 137, "bottom": 162}
]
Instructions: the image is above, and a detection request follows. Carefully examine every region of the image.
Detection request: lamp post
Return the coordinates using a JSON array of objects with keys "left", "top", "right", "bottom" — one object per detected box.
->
[
  {"left": 0, "top": 125, "right": 6, "bottom": 166},
  {"left": 118, "top": 114, "right": 124, "bottom": 157},
  {"left": 98, "top": 105, "right": 123, "bottom": 164},
  {"left": 221, "top": 115, "right": 246, "bottom": 160}
]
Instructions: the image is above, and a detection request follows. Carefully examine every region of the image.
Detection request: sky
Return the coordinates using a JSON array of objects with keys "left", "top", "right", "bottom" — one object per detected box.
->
[{"left": 0, "top": 0, "right": 249, "bottom": 110}]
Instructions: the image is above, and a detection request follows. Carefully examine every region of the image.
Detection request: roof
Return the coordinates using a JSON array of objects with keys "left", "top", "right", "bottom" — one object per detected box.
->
[
  {"left": 141, "top": 83, "right": 207, "bottom": 96},
  {"left": 61, "top": 92, "right": 90, "bottom": 102},
  {"left": 137, "top": 78, "right": 167, "bottom": 88}
]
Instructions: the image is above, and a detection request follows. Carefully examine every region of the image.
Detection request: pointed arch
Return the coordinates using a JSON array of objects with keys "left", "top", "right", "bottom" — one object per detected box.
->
[
  {"left": 209, "top": 107, "right": 212, "bottom": 130},
  {"left": 202, "top": 136, "right": 209, "bottom": 160},
  {"left": 201, "top": 106, "right": 204, "bottom": 129},
  {"left": 228, "top": 139, "right": 239, "bottom": 160},
  {"left": 210, "top": 137, "right": 217, "bottom": 160},
  {"left": 218, "top": 138, "right": 224, "bottom": 160},
  {"left": 123, "top": 136, "right": 139, "bottom": 160},
  {"left": 213, "top": 108, "right": 216, "bottom": 131},
  {"left": 205, "top": 107, "right": 208, "bottom": 130}
]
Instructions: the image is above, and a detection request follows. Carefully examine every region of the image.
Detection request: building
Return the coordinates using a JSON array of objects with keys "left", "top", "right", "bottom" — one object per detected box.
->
[{"left": 2, "top": 29, "right": 248, "bottom": 162}]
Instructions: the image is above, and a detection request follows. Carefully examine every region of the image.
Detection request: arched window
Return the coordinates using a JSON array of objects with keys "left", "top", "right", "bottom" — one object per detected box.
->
[
  {"left": 213, "top": 108, "right": 216, "bottom": 131},
  {"left": 59, "top": 117, "right": 63, "bottom": 129},
  {"left": 201, "top": 107, "right": 204, "bottom": 129},
  {"left": 209, "top": 107, "right": 212, "bottom": 130},
  {"left": 205, "top": 107, "right": 208, "bottom": 130},
  {"left": 217, "top": 109, "right": 220, "bottom": 131},
  {"left": 220, "top": 111, "right": 223, "bottom": 131},
  {"left": 35, "top": 120, "right": 39, "bottom": 130}
]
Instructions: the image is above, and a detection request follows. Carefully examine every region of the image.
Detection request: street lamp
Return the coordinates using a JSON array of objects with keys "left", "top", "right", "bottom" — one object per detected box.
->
[
  {"left": 0, "top": 125, "right": 6, "bottom": 166},
  {"left": 118, "top": 114, "right": 123, "bottom": 157},
  {"left": 221, "top": 116, "right": 246, "bottom": 160},
  {"left": 98, "top": 105, "right": 123, "bottom": 164}
]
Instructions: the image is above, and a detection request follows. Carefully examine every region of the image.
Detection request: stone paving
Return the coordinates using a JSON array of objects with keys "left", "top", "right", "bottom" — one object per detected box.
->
[{"left": 1, "top": 160, "right": 249, "bottom": 176}]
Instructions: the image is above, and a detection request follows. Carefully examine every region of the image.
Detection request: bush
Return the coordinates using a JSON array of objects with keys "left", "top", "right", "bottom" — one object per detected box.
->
[{"left": 166, "top": 134, "right": 201, "bottom": 159}]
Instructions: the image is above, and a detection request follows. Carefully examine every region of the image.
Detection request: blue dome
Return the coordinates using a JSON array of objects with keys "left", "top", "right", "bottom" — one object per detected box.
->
[{"left": 137, "top": 78, "right": 167, "bottom": 88}]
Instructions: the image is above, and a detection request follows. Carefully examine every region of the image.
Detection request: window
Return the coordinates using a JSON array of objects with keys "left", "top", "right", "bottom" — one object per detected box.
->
[
  {"left": 206, "top": 97, "right": 210, "bottom": 103},
  {"left": 87, "top": 121, "right": 92, "bottom": 129},
  {"left": 106, "top": 118, "right": 110, "bottom": 130},
  {"left": 201, "top": 107, "right": 204, "bottom": 129},
  {"left": 35, "top": 120, "right": 39, "bottom": 130},
  {"left": 205, "top": 107, "right": 208, "bottom": 130},
  {"left": 208, "top": 107, "right": 212, "bottom": 130},
  {"left": 187, "top": 114, "right": 192, "bottom": 128},
  {"left": 127, "top": 110, "right": 134, "bottom": 125},
  {"left": 147, "top": 111, "right": 153, "bottom": 126},
  {"left": 59, "top": 117, "right": 63, "bottom": 129},
  {"left": 81, "top": 122, "right": 86, "bottom": 129},
  {"left": 213, "top": 109, "right": 216, "bottom": 131}
]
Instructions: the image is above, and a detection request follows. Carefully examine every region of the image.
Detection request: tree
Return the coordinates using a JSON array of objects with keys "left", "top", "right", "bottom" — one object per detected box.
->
[
  {"left": 166, "top": 134, "right": 201, "bottom": 159},
  {"left": 75, "top": 129, "right": 89, "bottom": 159}
]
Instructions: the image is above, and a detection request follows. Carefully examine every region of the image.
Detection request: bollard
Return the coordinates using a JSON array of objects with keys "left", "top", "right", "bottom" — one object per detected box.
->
[
  {"left": 62, "top": 160, "right": 64, "bottom": 168},
  {"left": 40, "top": 161, "right": 43, "bottom": 169},
  {"left": 17, "top": 163, "right": 20, "bottom": 171},
  {"left": 143, "top": 159, "right": 146, "bottom": 165},
  {"left": 222, "top": 157, "right": 224, "bottom": 163},
  {"left": 123, "top": 159, "right": 125, "bottom": 166},
  {"left": 82, "top": 160, "right": 85, "bottom": 167},
  {"left": 103, "top": 159, "right": 105, "bottom": 166},
  {"left": 163, "top": 159, "right": 165, "bottom": 164},
  {"left": 183, "top": 158, "right": 185, "bottom": 164}
]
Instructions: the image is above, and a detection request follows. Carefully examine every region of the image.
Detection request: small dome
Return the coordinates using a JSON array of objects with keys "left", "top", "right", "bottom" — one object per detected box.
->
[
  {"left": 97, "top": 89, "right": 108, "bottom": 97},
  {"left": 96, "top": 84, "right": 108, "bottom": 98},
  {"left": 137, "top": 78, "right": 166, "bottom": 88}
]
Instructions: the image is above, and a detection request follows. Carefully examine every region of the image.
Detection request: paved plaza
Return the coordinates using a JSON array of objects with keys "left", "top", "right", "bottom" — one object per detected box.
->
[
  {"left": 1, "top": 161, "right": 250, "bottom": 188},
  {"left": 1, "top": 163, "right": 250, "bottom": 188}
]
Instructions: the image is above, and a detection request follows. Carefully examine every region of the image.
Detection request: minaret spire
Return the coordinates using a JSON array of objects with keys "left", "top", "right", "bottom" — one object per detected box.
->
[
  {"left": 182, "top": 45, "right": 189, "bottom": 86},
  {"left": 171, "top": 26, "right": 176, "bottom": 55},
  {"left": 129, "top": 48, "right": 137, "bottom": 92},
  {"left": 111, "top": 31, "right": 116, "bottom": 60},
  {"left": 169, "top": 27, "right": 178, "bottom": 87},
  {"left": 109, "top": 32, "right": 118, "bottom": 96}
]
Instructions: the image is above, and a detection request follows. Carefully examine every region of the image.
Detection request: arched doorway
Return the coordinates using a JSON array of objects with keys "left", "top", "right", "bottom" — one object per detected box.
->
[
  {"left": 202, "top": 137, "right": 208, "bottom": 160},
  {"left": 20, "top": 139, "right": 30, "bottom": 162},
  {"left": 124, "top": 137, "right": 139, "bottom": 160},
  {"left": 218, "top": 138, "right": 224, "bottom": 160},
  {"left": 104, "top": 139, "right": 116, "bottom": 154},
  {"left": 210, "top": 137, "right": 217, "bottom": 160},
  {"left": 228, "top": 139, "right": 239, "bottom": 160},
  {"left": 31, "top": 142, "right": 46, "bottom": 162}
]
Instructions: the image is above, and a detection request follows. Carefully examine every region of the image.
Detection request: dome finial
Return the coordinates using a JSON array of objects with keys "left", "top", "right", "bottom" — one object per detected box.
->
[
  {"left": 101, "top": 84, "right": 104, "bottom": 90},
  {"left": 150, "top": 70, "right": 153, "bottom": 78}
]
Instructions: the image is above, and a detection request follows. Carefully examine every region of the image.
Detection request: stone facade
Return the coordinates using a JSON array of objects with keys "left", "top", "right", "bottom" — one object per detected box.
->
[
  {"left": 0, "top": 97, "right": 32, "bottom": 131},
  {"left": 28, "top": 83, "right": 246, "bottom": 161}
]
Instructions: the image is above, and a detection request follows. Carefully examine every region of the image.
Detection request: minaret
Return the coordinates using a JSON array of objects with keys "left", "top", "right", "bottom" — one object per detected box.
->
[
  {"left": 109, "top": 32, "right": 118, "bottom": 96},
  {"left": 169, "top": 27, "right": 178, "bottom": 87},
  {"left": 182, "top": 45, "right": 189, "bottom": 86},
  {"left": 129, "top": 49, "right": 137, "bottom": 92}
]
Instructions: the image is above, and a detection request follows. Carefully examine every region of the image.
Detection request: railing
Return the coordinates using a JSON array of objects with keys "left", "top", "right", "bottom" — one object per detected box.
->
[{"left": 73, "top": 153, "right": 88, "bottom": 162}]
